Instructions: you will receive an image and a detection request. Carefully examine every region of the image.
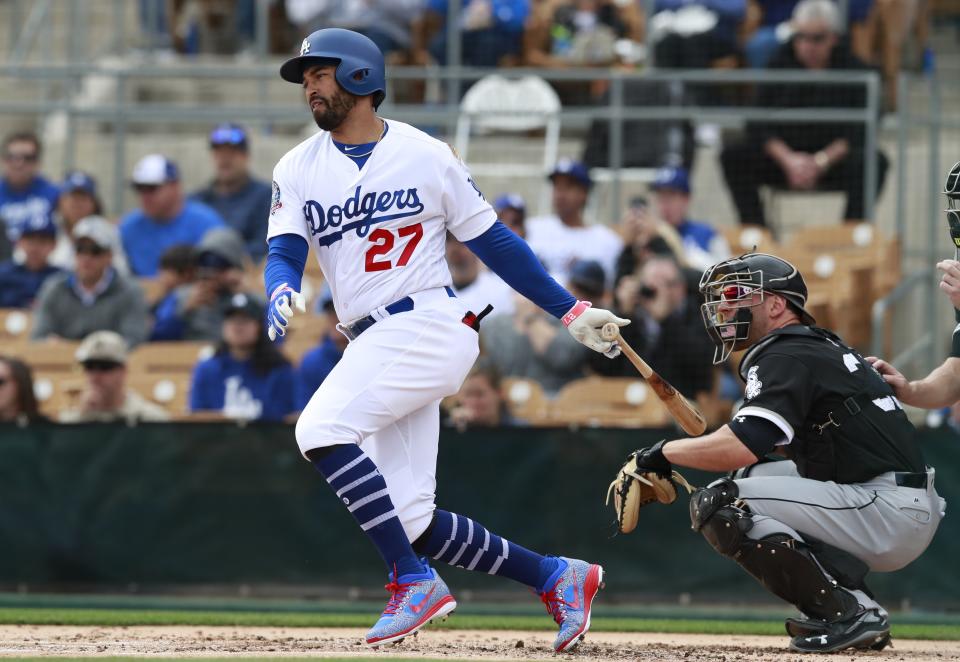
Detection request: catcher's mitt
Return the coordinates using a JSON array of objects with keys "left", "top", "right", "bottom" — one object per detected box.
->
[{"left": 605, "top": 452, "right": 695, "bottom": 534}]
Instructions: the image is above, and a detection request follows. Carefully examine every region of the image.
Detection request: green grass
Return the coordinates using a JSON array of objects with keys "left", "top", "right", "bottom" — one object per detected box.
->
[{"left": 1, "top": 607, "right": 958, "bottom": 640}]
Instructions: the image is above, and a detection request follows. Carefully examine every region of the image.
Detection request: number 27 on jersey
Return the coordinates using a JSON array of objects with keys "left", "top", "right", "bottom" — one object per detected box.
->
[{"left": 364, "top": 222, "right": 423, "bottom": 272}]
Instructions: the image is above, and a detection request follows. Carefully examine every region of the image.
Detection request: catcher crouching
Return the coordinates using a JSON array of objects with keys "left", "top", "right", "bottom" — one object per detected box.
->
[{"left": 609, "top": 253, "right": 945, "bottom": 654}]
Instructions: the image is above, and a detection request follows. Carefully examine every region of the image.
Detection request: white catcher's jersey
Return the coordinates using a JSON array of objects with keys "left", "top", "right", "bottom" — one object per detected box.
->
[{"left": 268, "top": 120, "right": 498, "bottom": 323}]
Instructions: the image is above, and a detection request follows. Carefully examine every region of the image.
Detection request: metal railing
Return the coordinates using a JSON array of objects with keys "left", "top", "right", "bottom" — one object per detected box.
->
[{"left": 0, "top": 63, "right": 882, "bottom": 225}]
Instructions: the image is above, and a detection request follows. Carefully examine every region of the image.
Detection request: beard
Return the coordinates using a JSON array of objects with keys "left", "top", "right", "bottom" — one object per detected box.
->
[{"left": 311, "top": 88, "right": 357, "bottom": 131}]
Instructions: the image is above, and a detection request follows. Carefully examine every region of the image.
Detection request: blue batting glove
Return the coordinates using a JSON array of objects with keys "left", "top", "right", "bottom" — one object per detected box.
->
[{"left": 267, "top": 283, "right": 306, "bottom": 341}]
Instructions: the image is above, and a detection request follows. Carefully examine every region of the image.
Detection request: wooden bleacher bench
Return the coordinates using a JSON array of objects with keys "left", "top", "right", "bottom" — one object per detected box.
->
[
  {"left": 549, "top": 377, "right": 671, "bottom": 428},
  {"left": 0, "top": 309, "right": 32, "bottom": 347},
  {"left": 127, "top": 341, "right": 216, "bottom": 375},
  {"left": 501, "top": 377, "right": 550, "bottom": 424}
]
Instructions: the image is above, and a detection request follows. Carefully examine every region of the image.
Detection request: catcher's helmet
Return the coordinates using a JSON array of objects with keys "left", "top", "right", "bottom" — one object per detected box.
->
[
  {"left": 280, "top": 28, "right": 386, "bottom": 110},
  {"left": 699, "top": 253, "right": 815, "bottom": 363}
]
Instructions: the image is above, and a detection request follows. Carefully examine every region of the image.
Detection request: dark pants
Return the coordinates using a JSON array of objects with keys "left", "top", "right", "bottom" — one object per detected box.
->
[{"left": 721, "top": 141, "right": 890, "bottom": 226}]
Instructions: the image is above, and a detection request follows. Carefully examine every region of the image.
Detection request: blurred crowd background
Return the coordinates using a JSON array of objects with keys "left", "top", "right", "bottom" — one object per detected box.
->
[{"left": 0, "top": 0, "right": 958, "bottom": 429}]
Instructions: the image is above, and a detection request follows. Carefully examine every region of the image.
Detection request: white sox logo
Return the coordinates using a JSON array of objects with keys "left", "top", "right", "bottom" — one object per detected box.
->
[
  {"left": 745, "top": 365, "right": 762, "bottom": 400},
  {"left": 303, "top": 186, "right": 424, "bottom": 247}
]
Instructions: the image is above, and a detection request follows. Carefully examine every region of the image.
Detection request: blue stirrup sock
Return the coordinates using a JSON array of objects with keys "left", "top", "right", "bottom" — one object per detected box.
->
[
  {"left": 311, "top": 444, "right": 425, "bottom": 579},
  {"left": 413, "top": 509, "right": 561, "bottom": 591}
]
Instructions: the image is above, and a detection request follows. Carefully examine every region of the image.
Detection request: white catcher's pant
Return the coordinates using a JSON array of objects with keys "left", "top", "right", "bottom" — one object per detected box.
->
[{"left": 295, "top": 287, "right": 480, "bottom": 542}]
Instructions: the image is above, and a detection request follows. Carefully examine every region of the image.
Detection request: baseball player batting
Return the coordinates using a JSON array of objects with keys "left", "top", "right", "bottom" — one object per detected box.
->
[{"left": 263, "top": 28, "right": 628, "bottom": 651}]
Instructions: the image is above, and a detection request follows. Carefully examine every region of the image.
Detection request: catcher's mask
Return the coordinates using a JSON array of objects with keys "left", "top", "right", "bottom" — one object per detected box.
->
[{"left": 699, "top": 253, "right": 816, "bottom": 364}]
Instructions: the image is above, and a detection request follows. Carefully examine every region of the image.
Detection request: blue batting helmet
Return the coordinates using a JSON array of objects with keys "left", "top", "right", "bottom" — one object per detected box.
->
[{"left": 280, "top": 28, "right": 386, "bottom": 109}]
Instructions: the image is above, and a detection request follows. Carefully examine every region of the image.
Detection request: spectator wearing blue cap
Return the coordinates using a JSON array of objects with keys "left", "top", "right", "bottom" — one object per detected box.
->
[
  {"left": 189, "top": 293, "right": 296, "bottom": 422},
  {"left": 120, "top": 154, "right": 225, "bottom": 277},
  {"left": 295, "top": 290, "right": 347, "bottom": 410},
  {"left": 650, "top": 166, "right": 730, "bottom": 272},
  {"left": 526, "top": 158, "right": 623, "bottom": 289},
  {"left": 493, "top": 192, "right": 526, "bottom": 239},
  {"left": 0, "top": 132, "right": 60, "bottom": 262},
  {"left": 0, "top": 214, "right": 62, "bottom": 309},
  {"left": 190, "top": 124, "right": 272, "bottom": 263},
  {"left": 50, "top": 171, "right": 131, "bottom": 275}
]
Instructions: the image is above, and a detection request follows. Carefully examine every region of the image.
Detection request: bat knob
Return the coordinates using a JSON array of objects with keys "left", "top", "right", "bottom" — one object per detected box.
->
[{"left": 601, "top": 322, "right": 620, "bottom": 342}]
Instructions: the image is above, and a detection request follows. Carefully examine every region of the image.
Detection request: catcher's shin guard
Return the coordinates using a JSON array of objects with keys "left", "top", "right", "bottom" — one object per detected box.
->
[{"left": 691, "top": 481, "right": 859, "bottom": 623}]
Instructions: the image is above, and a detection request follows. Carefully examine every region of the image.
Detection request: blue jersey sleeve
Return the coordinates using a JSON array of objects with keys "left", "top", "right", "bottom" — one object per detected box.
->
[
  {"left": 264, "top": 233, "right": 309, "bottom": 297},
  {"left": 464, "top": 221, "right": 576, "bottom": 319}
]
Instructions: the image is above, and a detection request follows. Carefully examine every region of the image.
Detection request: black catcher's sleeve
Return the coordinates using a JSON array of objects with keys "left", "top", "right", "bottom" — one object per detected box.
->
[{"left": 735, "top": 352, "right": 816, "bottom": 444}]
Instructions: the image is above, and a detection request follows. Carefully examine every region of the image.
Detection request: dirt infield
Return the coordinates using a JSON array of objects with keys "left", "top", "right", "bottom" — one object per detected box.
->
[{"left": 0, "top": 625, "right": 958, "bottom": 660}]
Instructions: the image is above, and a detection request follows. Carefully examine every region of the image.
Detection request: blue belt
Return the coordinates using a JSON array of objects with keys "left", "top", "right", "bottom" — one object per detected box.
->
[{"left": 342, "top": 286, "right": 455, "bottom": 341}]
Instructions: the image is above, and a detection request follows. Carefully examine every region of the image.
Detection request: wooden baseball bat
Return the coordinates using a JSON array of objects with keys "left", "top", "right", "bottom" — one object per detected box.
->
[{"left": 602, "top": 322, "right": 707, "bottom": 436}]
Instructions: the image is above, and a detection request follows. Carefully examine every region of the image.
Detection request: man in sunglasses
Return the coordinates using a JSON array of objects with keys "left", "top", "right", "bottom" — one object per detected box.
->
[
  {"left": 120, "top": 154, "right": 225, "bottom": 277},
  {"left": 721, "top": 0, "right": 888, "bottom": 227},
  {"left": 31, "top": 216, "right": 148, "bottom": 346},
  {"left": 0, "top": 131, "right": 60, "bottom": 262},
  {"left": 617, "top": 252, "right": 944, "bottom": 653},
  {"left": 191, "top": 124, "right": 272, "bottom": 263},
  {"left": 151, "top": 227, "right": 260, "bottom": 342},
  {"left": 59, "top": 330, "right": 169, "bottom": 423}
]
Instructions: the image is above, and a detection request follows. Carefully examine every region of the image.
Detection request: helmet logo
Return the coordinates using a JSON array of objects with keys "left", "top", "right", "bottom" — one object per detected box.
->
[{"left": 300, "top": 38, "right": 310, "bottom": 56}]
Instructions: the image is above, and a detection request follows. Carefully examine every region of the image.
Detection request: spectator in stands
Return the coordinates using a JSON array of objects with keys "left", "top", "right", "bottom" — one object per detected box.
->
[
  {"left": 49, "top": 172, "right": 131, "bottom": 275},
  {"left": 480, "top": 293, "right": 588, "bottom": 395},
  {"left": 0, "top": 132, "right": 60, "bottom": 262},
  {"left": 446, "top": 233, "right": 515, "bottom": 319},
  {"left": 651, "top": 0, "right": 746, "bottom": 69},
  {"left": 566, "top": 258, "right": 608, "bottom": 308},
  {"left": 151, "top": 228, "right": 257, "bottom": 342},
  {"left": 296, "top": 294, "right": 346, "bottom": 410},
  {"left": 493, "top": 193, "right": 526, "bottom": 239},
  {"left": 412, "top": 0, "right": 529, "bottom": 67},
  {"left": 189, "top": 293, "right": 296, "bottom": 422},
  {"left": 596, "top": 255, "right": 715, "bottom": 397},
  {"left": 0, "top": 214, "right": 61, "bottom": 309},
  {"left": 0, "top": 356, "right": 45, "bottom": 425},
  {"left": 191, "top": 124, "right": 272, "bottom": 263},
  {"left": 526, "top": 159, "right": 623, "bottom": 288},
  {"left": 721, "top": 0, "right": 889, "bottom": 227},
  {"left": 523, "top": 0, "right": 643, "bottom": 68},
  {"left": 446, "top": 358, "right": 520, "bottom": 429},
  {"left": 650, "top": 167, "right": 730, "bottom": 272},
  {"left": 614, "top": 195, "right": 688, "bottom": 286},
  {"left": 150, "top": 244, "right": 197, "bottom": 310},
  {"left": 59, "top": 331, "right": 169, "bottom": 423},
  {"left": 286, "top": 0, "right": 424, "bottom": 57},
  {"left": 32, "top": 217, "right": 148, "bottom": 346},
  {"left": 120, "top": 154, "right": 224, "bottom": 277}
]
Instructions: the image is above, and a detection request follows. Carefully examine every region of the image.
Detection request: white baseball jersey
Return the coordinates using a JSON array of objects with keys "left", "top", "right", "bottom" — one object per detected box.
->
[
  {"left": 525, "top": 214, "right": 624, "bottom": 289},
  {"left": 268, "top": 120, "right": 498, "bottom": 323}
]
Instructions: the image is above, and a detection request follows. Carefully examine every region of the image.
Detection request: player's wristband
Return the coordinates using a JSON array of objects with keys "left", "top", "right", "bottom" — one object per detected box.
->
[{"left": 561, "top": 300, "right": 592, "bottom": 327}]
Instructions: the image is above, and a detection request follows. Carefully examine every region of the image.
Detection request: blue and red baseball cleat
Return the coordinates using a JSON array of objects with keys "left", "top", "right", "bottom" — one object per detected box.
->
[
  {"left": 365, "top": 562, "right": 457, "bottom": 647},
  {"left": 539, "top": 557, "right": 605, "bottom": 652}
]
